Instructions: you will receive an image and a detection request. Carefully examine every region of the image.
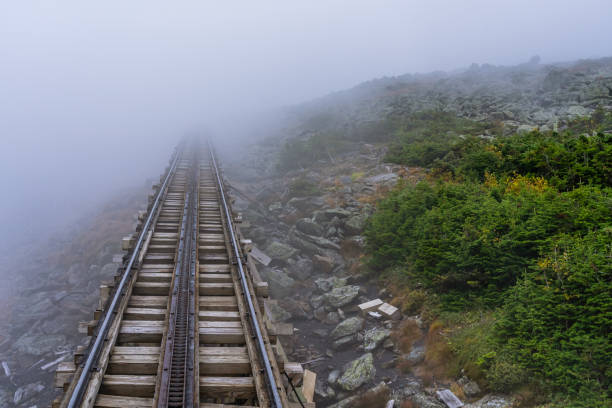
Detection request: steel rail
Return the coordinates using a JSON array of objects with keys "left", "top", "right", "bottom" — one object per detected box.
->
[
  {"left": 67, "top": 147, "right": 182, "bottom": 408},
  {"left": 208, "top": 142, "right": 284, "bottom": 408}
]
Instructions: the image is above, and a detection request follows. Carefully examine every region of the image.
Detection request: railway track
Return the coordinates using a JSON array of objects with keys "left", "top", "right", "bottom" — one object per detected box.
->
[{"left": 53, "top": 141, "right": 313, "bottom": 408}]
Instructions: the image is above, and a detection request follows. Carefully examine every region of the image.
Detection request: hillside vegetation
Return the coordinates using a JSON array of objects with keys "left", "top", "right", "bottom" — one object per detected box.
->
[{"left": 365, "top": 110, "right": 612, "bottom": 406}]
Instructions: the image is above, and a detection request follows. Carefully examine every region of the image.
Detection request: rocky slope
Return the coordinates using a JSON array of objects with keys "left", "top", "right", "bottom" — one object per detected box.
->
[
  {"left": 226, "top": 144, "right": 512, "bottom": 407},
  {"left": 221, "top": 56, "right": 612, "bottom": 407},
  {"left": 286, "top": 56, "right": 612, "bottom": 137},
  {"left": 0, "top": 187, "right": 147, "bottom": 407}
]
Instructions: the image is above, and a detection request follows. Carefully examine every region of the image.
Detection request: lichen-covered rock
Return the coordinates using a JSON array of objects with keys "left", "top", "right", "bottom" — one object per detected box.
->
[
  {"left": 315, "top": 276, "right": 347, "bottom": 292},
  {"left": 265, "top": 241, "right": 298, "bottom": 261},
  {"left": 333, "top": 334, "right": 357, "bottom": 350},
  {"left": 261, "top": 267, "right": 295, "bottom": 297},
  {"left": 324, "top": 208, "right": 353, "bottom": 219},
  {"left": 464, "top": 394, "right": 514, "bottom": 408},
  {"left": 363, "top": 327, "right": 391, "bottom": 351},
  {"left": 344, "top": 214, "right": 368, "bottom": 235},
  {"left": 296, "top": 218, "right": 324, "bottom": 236},
  {"left": 288, "top": 257, "right": 313, "bottom": 280},
  {"left": 337, "top": 353, "right": 376, "bottom": 391},
  {"left": 324, "top": 285, "right": 360, "bottom": 307},
  {"left": 266, "top": 301, "right": 291, "bottom": 322},
  {"left": 410, "top": 393, "right": 445, "bottom": 408},
  {"left": 458, "top": 376, "right": 481, "bottom": 398},
  {"left": 330, "top": 317, "right": 364, "bottom": 339}
]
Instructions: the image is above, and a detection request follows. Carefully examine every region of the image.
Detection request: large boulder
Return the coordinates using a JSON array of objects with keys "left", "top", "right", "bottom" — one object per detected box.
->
[
  {"left": 265, "top": 241, "right": 298, "bottom": 262},
  {"left": 337, "top": 353, "right": 376, "bottom": 391},
  {"left": 288, "top": 257, "right": 313, "bottom": 280},
  {"left": 313, "top": 254, "right": 334, "bottom": 273},
  {"left": 330, "top": 317, "right": 364, "bottom": 339},
  {"left": 314, "top": 276, "right": 347, "bottom": 292},
  {"left": 296, "top": 218, "right": 324, "bottom": 236},
  {"left": 344, "top": 214, "right": 368, "bottom": 235},
  {"left": 363, "top": 327, "right": 391, "bottom": 351},
  {"left": 261, "top": 268, "right": 295, "bottom": 297},
  {"left": 324, "top": 285, "right": 360, "bottom": 307}
]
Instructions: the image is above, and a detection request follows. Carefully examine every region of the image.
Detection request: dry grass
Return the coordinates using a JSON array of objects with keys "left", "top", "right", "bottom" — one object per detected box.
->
[
  {"left": 391, "top": 318, "right": 422, "bottom": 354},
  {"left": 420, "top": 319, "right": 454, "bottom": 383}
]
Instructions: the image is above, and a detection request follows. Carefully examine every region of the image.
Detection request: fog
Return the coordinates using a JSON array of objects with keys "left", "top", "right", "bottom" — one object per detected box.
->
[{"left": 1, "top": 1, "right": 611, "bottom": 251}]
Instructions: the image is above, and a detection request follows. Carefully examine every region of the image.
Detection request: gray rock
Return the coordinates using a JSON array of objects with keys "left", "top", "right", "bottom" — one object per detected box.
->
[
  {"left": 327, "top": 395, "right": 359, "bottom": 408},
  {"left": 13, "top": 382, "right": 44, "bottom": 404},
  {"left": 324, "top": 208, "right": 353, "bottom": 219},
  {"left": 324, "top": 285, "right": 360, "bottom": 307},
  {"left": 411, "top": 393, "right": 446, "bottom": 408},
  {"left": 363, "top": 327, "right": 391, "bottom": 351},
  {"left": 13, "top": 333, "right": 66, "bottom": 356},
  {"left": 314, "top": 276, "right": 347, "bottom": 292},
  {"left": 289, "top": 258, "right": 313, "bottom": 280},
  {"left": 310, "top": 295, "right": 325, "bottom": 309},
  {"left": 315, "top": 379, "right": 335, "bottom": 399},
  {"left": 288, "top": 232, "right": 322, "bottom": 255},
  {"left": 328, "top": 369, "right": 341, "bottom": 385},
  {"left": 261, "top": 268, "right": 295, "bottom": 297},
  {"left": 517, "top": 124, "right": 537, "bottom": 133},
  {"left": 330, "top": 317, "right": 364, "bottom": 339},
  {"left": 567, "top": 105, "right": 589, "bottom": 117},
  {"left": 344, "top": 214, "right": 368, "bottom": 235},
  {"left": 100, "top": 262, "right": 119, "bottom": 277},
  {"left": 325, "top": 311, "right": 341, "bottom": 325},
  {"left": 333, "top": 334, "right": 358, "bottom": 350},
  {"left": 298, "top": 232, "right": 341, "bottom": 250},
  {"left": 366, "top": 173, "right": 399, "bottom": 186},
  {"left": 265, "top": 241, "right": 298, "bottom": 262},
  {"left": 337, "top": 353, "right": 376, "bottom": 391},
  {"left": 312, "top": 254, "right": 334, "bottom": 273},
  {"left": 0, "top": 388, "right": 11, "bottom": 407},
  {"left": 266, "top": 302, "right": 292, "bottom": 322},
  {"left": 296, "top": 218, "right": 324, "bottom": 236},
  {"left": 458, "top": 376, "right": 481, "bottom": 398},
  {"left": 402, "top": 346, "right": 425, "bottom": 366},
  {"left": 268, "top": 202, "right": 283, "bottom": 212},
  {"left": 463, "top": 395, "right": 513, "bottom": 408}
]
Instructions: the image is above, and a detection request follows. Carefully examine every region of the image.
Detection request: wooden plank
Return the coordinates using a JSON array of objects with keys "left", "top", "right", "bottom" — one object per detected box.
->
[
  {"left": 199, "top": 296, "right": 237, "bottom": 311},
  {"left": 199, "top": 310, "right": 240, "bottom": 321},
  {"left": 137, "top": 272, "right": 172, "bottom": 282},
  {"left": 199, "top": 353, "right": 250, "bottom": 375},
  {"left": 358, "top": 298, "right": 383, "bottom": 315},
  {"left": 199, "top": 283, "right": 234, "bottom": 296},
  {"left": 94, "top": 394, "right": 153, "bottom": 407},
  {"left": 200, "top": 404, "right": 257, "bottom": 408},
  {"left": 199, "top": 376, "right": 255, "bottom": 399},
  {"left": 199, "top": 273, "right": 232, "bottom": 283},
  {"left": 199, "top": 327, "right": 244, "bottom": 344},
  {"left": 378, "top": 302, "right": 400, "bottom": 320},
  {"left": 124, "top": 307, "right": 166, "bottom": 320},
  {"left": 128, "top": 296, "right": 168, "bottom": 308},
  {"left": 302, "top": 369, "right": 316, "bottom": 403},
  {"left": 132, "top": 282, "right": 171, "bottom": 296},
  {"left": 55, "top": 362, "right": 75, "bottom": 390},
  {"left": 118, "top": 321, "right": 164, "bottom": 343},
  {"left": 108, "top": 354, "right": 158, "bottom": 375},
  {"left": 100, "top": 375, "right": 155, "bottom": 397}
]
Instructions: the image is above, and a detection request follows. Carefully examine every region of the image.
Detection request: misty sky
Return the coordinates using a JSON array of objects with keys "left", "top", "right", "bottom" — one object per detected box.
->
[{"left": 1, "top": 1, "right": 611, "bottom": 249}]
